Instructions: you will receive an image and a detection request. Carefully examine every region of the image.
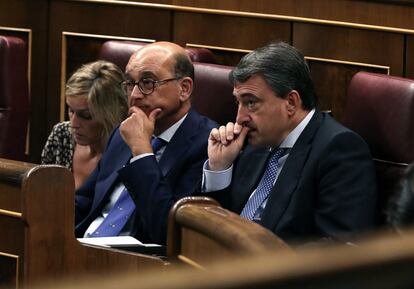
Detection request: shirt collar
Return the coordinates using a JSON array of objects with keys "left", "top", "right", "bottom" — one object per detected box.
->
[
  {"left": 155, "top": 113, "right": 188, "bottom": 143},
  {"left": 279, "top": 108, "right": 315, "bottom": 149}
]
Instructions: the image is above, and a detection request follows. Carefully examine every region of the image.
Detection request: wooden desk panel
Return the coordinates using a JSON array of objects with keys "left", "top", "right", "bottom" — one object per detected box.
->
[{"left": 0, "top": 159, "right": 167, "bottom": 288}]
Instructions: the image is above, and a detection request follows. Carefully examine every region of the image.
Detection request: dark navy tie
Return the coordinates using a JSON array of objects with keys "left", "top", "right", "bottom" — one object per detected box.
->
[
  {"left": 150, "top": 137, "right": 167, "bottom": 154},
  {"left": 89, "top": 137, "right": 167, "bottom": 237},
  {"left": 240, "top": 148, "right": 285, "bottom": 221}
]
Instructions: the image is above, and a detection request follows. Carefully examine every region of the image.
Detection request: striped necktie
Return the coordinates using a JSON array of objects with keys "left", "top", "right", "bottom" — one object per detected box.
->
[{"left": 240, "top": 148, "right": 285, "bottom": 221}]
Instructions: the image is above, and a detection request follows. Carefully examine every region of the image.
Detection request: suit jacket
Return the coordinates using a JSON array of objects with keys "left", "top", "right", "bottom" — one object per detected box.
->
[
  {"left": 75, "top": 109, "right": 217, "bottom": 244},
  {"left": 209, "top": 111, "right": 377, "bottom": 244}
]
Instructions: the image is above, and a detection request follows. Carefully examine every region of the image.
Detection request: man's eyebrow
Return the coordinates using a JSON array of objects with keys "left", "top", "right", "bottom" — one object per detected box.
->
[
  {"left": 124, "top": 71, "right": 157, "bottom": 80},
  {"left": 238, "top": 92, "right": 259, "bottom": 99},
  {"left": 140, "top": 71, "right": 157, "bottom": 78}
]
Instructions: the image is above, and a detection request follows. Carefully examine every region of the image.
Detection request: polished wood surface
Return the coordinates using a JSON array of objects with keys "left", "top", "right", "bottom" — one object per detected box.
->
[
  {"left": 26, "top": 228, "right": 414, "bottom": 289},
  {"left": 174, "top": 12, "right": 291, "bottom": 50},
  {"left": 171, "top": 0, "right": 414, "bottom": 30},
  {"left": 0, "top": 158, "right": 167, "bottom": 288},
  {"left": 167, "top": 197, "right": 290, "bottom": 268}
]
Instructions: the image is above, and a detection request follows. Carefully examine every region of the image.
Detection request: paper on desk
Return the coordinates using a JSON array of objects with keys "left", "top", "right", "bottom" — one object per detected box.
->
[{"left": 77, "top": 236, "right": 161, "bottom": 248}]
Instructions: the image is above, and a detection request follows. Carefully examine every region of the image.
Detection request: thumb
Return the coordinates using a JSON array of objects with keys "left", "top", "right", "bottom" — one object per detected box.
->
[{"left": 149, "top": 108, "right": 162, "bottom": 123}]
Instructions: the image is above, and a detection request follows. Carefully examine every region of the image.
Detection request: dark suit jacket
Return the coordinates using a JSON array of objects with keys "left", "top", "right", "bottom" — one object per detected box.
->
[
  {"left": 209, "top": 111, "right": 377, "bottom": 244},
  {"left": 75, "top": 109, "right": 217, "bottom": 244}
]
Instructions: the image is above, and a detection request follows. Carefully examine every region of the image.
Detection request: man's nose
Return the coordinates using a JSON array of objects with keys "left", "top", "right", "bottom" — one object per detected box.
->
[
  {"left": 129, "top": 84, "right": 145, "bottom": 100},
  {"left": 236, "top": 104, "right": 249, "bottom": 125}
]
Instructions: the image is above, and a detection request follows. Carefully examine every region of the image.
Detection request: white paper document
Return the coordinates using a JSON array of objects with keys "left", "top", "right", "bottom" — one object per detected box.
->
[{"left": 77, "top": 236, "right": 161, "bottom": 248}]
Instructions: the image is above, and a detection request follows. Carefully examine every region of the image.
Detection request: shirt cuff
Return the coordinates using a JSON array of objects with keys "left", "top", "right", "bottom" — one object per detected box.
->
[
  {"left": 130, "top": 153, "right": 154, "bottom": 163},
  {"left": 202, "top": 159, "right": 233, "bottom": 192}
]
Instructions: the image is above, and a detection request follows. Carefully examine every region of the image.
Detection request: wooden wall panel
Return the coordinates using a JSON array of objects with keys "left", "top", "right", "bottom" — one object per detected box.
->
[
  {"left": 309, "top": 62, "right": 387, "bottom": 121},
  {"left": 174, "top": 12, "right": 291, "bottom": 49},
  {"left": 293, "top": 23, "right": 404, "bottom": 74},
  {"left": 65, "top": 37, "right": 106, "bottom": 78},
  {"left": 406, "top": 35, "right": 414, "bottom": 80},
  {"left": 0, "top": 0, "right": 48, "bottom": 163},
  {"left": 0, "top": 253, "right": 18, "bottom": 289},
  {"left": 46, "top": 1, "right": 172, "bottom": 137},
  {"left": 174, "top": 12, "right": 291, "bottom": 65},
  {"left": 293, "top": 23, "right": 404, "bottom": 121},
  {"left": 172, "top": 0, "right": 414, "bottom": 30}
]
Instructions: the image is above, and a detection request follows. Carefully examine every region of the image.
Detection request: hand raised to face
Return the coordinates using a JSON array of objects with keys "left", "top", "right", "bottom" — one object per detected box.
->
[
  {"left": 207, "top": 122, "right": 250, "bottom": 171},
  {"left": 120, "top": 107, "right": 162, "bottom": 156}
]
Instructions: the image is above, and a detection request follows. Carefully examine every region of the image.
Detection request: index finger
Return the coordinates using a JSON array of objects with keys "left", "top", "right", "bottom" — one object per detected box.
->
[{"left": 128, "top": 106, "right": 145, "bottom": 116}]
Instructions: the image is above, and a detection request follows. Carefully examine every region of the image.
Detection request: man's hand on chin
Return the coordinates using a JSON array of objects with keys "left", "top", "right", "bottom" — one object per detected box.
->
[{"left": 120, "top": 107, "right": 162, "bottom": 156}]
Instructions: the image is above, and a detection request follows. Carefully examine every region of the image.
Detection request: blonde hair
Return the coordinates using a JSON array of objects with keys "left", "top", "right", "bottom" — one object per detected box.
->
[{"left": 65, "top": 60, "right": 128, "bottom": 144}]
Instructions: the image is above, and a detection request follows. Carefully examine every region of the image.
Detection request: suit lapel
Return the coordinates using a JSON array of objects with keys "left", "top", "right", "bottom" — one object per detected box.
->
[
  {"left": 260, "top": 111, "right": 323, "bottom": 230},
  {"left": 158, "top": 109, "right": 201, "bottom": 176},
  {"left": 91, "top": 131, "right": 131, "bottom": 211}
]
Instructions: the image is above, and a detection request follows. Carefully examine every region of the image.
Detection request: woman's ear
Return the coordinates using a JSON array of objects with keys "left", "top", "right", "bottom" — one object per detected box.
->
[{"left": 179, "top": 77, "right": 193, "bottom": 101}]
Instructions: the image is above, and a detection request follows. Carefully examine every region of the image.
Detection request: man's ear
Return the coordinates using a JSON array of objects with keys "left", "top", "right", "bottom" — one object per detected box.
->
[
  {"left": 179, "top": 77, "right": 193, "bottom": 101},
  {"left": 286, "top": 90, "right": 302, "bottom": 116}
]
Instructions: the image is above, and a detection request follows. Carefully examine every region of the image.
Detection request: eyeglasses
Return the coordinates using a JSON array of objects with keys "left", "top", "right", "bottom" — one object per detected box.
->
[{"left": 120, "top": 77, "right": 179, "bottom": 95}]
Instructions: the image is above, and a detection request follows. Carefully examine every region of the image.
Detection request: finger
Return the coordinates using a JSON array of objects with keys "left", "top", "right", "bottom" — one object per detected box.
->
[
  {"left": 218, "top": 125, "right": 227, "bottom": 144},
  {"left": 149, "top": 108, "right": 162, "bottom": 123},
  {"left": 128, "top": 106, "right": 141, "bottom": 115},
  {"left": 209, "top": 128, "right": 220, "bottom": 142},
  {"left": 119, "top": 117, "right": 132, "bottom": 138},
  {"left": 234, "top": 123, "right": 243, "bottom": 134},
  {"left": 226, "top": 122, "right": 235, "bottom": 141},
  {"left": 120, "top": 113, "right": 133, "bottom": 128}
]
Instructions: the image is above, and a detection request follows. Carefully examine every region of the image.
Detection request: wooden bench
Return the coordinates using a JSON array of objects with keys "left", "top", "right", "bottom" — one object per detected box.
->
[
  {"left": 0, "top": 158, "right": 168, "bottom": 288},
  {"left": 167, "top": 196, "right": 290, "bottom": 268}
]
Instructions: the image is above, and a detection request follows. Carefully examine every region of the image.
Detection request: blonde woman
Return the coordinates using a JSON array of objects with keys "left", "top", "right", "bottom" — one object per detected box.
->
[{"left": 41, "top": 60, "right": 128, "bottom": 189}]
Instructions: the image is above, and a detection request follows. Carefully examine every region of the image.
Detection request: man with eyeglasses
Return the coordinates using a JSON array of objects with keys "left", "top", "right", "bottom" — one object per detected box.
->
[{"left": 75, "top": 41, "right": 217, "bottom": 245}]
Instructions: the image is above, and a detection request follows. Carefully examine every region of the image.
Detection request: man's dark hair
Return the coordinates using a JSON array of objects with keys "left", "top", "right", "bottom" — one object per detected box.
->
[
  {"left": 229, "top": 41, "right": 316, "bottom": 110},
  {"left": 174, "top": 53, "right": 195, "bottom": 81}
]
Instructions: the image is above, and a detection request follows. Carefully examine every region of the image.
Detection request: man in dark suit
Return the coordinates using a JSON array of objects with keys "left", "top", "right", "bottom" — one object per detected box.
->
[
  {"left": 75, "top": 41, "right": 217, "bottom": 244},
  {"left": 203, "top": 41, "right": 377, "bottom": 245}
]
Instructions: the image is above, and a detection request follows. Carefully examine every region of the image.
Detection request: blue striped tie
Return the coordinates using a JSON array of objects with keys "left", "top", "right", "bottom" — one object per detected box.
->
[
  {"left": 240, "top": 148, "right": 285, "bottom": 221},
  {"left": 89, "top": 137, "right": 166, "bottom": 237}
]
